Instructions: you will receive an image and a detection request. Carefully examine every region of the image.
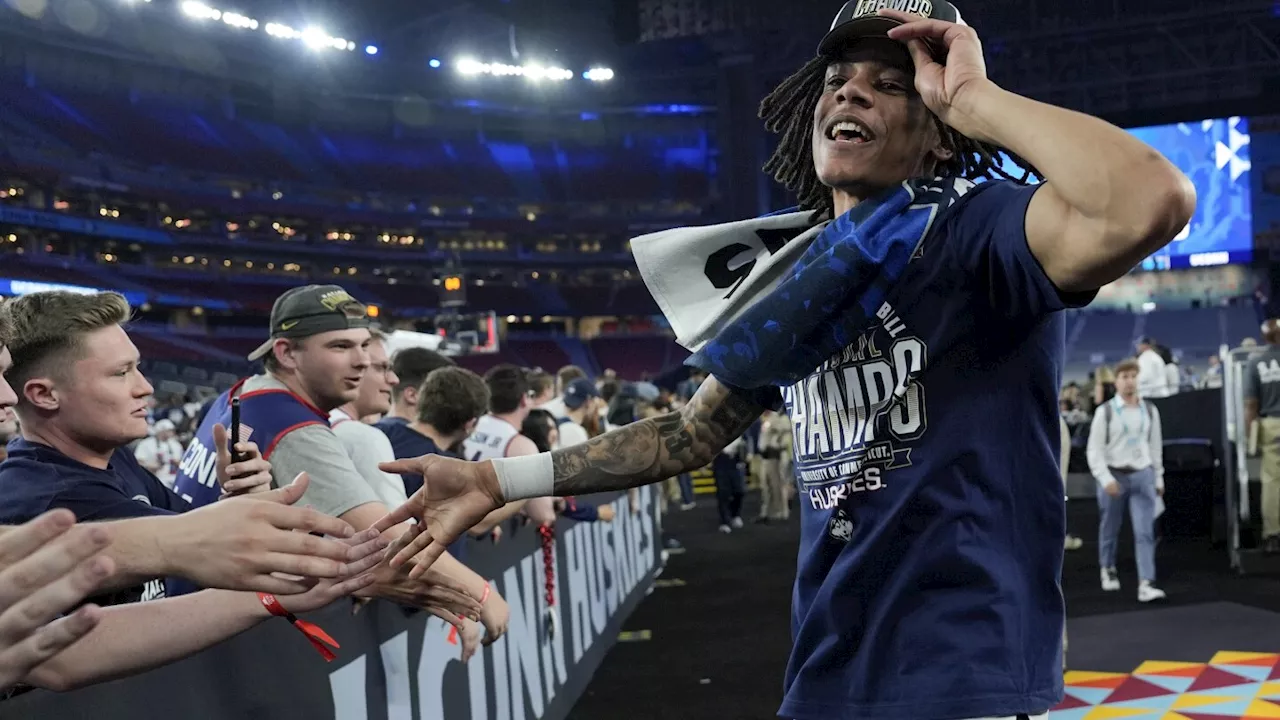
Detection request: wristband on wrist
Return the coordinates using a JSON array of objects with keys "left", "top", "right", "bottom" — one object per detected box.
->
[
  {"left": 491, "top": 454, "right": 554, "bottom": 502},
  {"left": 480, "top": 582, "right": 491, "bottom": 605},
  {"left": 258, "top": 593, "right": 341, "bottom": 662}
]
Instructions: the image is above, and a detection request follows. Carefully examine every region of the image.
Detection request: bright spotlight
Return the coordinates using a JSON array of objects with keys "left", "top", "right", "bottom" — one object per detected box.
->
[
  {"left": 585, "top": 67, "right": 615, "bottom": 82},
  {"left": 428, "top": 58, "right": 441, "bottom": 68},
  {"left": 181, "top": 1, "right": 221, "bottom": 21},
  {"left": 365, "top": 44, "right": 378, "bottom": 55},
  {"left": 456, "top": 57, "right": 481, "bottom": 75}
]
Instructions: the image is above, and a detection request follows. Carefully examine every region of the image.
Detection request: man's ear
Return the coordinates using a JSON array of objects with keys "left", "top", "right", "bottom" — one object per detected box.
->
[
  {"left": 931, "top": 129, "right": 956, "bottom": 163},
  {"left": 274, "top": 339, "right": 301, "bottom": 371},
  {"left": 23, "top": 376, "right": 60, "bottom": 412},
  {"left": 402, "top": 386, "right": 418, "bottom": 408}
]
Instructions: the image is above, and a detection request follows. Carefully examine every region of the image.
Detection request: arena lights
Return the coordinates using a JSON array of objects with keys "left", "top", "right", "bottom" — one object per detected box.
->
[
  {"left": 583, "top": 67, "right": 614, "bottom": 82},
  {"left": 172, "top": 2, "right": 357, "bottom": 51},
  {"left": 180, "top": 1, "right": 221, "bottom": 21},
  {"left": 456, "top": 58, "right": 574, "bottom": 82}
]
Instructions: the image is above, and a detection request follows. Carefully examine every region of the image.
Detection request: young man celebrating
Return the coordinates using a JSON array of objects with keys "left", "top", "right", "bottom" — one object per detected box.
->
[
  {"left": 1087, "top": 359, "right": 1166, "bottom": 602},
  {"left": 380, "top": 2, "right": 1195, "bottom": 718}
]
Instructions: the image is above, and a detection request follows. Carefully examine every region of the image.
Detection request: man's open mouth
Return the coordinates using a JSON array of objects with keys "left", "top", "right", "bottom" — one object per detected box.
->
[{"left": 826, "top": 118, "right": 873, "bottom": 144}]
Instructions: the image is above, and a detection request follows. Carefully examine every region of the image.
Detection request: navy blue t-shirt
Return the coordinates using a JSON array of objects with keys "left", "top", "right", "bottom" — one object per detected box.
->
[
  {"left": 690, "top": 180, "right": 1091, "bottom": 720},
  {"left": 0, "top": 437, "right": 190, "bottom": 604},
  {"left": 375, "top": 417, "right": 469, "bottom": 560}
]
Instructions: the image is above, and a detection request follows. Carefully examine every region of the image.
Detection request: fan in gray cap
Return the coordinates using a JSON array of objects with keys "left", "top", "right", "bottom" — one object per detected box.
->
[{"left": 247, "top": 285, "right": 370, "bottom": 362}]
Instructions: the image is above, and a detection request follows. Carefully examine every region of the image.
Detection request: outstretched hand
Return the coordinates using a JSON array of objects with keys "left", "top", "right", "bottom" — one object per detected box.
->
[
  {"left": 274, "top": 528, "right": 387, "bottom": 615},
  {"left": 375, "top": 455, "right": 505, "bottom": 579},
  {"left": 354, "top": 523, "right": 484, "bottom": 629},
  {"left": 880, "top": 8, "right": 993, "bottom": 135},
  {"left": 0, "top": 510, "right": 114, "bottom": 688},
  {"left": 170, "top": 473, "right": 370, "bottom": 595}
]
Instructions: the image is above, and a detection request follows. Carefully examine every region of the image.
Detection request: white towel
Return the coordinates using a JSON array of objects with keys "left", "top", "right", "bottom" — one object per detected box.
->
[{"left": 630, "top": 211, "right": 826, "bottom": 353}]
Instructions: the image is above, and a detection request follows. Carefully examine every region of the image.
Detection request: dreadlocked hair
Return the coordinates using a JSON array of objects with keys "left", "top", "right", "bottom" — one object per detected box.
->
[{"left": 759, "top": 53, "right": 1040, "bottom": 219}]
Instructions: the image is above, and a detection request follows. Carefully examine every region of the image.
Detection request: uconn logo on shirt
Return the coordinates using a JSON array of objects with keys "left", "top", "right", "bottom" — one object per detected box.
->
[
  {"left": 176, "top": 437, "right": 219, "bottom": 501},
  {"left": 781, "top": 301, "right": 927, "bottom": 517},
  {"left": 1256, "top": 357, "right": 1280, "bottom": 385}
]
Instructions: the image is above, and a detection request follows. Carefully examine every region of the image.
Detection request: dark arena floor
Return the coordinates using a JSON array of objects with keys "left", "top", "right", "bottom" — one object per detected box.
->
[{"left": 569, "top": 494, "right": 1280, "bottom": 720}]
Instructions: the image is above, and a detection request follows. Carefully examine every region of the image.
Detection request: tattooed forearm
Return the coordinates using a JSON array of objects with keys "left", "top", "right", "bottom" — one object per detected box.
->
[{"left": 550, "top": 376, "right": 765, "bottom": 495}]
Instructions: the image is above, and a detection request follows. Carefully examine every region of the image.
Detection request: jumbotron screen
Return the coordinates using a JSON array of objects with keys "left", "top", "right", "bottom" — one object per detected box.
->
[{"left": 999, "top": 116, "right": 1252, "bottom": 271}]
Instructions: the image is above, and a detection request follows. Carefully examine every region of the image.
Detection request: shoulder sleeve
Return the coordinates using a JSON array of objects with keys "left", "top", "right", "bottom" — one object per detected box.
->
[
  {"left": 335, "top": 422, "right": 408, "bottom": 507},
  {"left": 1245, "top": 360, "right": 1261, "bottom": 400},
  {"left": 270, "top": 424, "right": 382, "bottom": 517},
  {"left": 943, "top": 180, "right": 1097, "bottom": 319},
  {"left": 113, "top": 449, "right": 191, "bottom": 513}
]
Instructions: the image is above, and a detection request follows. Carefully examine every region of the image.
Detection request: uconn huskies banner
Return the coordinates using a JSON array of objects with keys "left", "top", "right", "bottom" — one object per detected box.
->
[{"left": 0, "top": 488, "right": 660, "bottom": 720}]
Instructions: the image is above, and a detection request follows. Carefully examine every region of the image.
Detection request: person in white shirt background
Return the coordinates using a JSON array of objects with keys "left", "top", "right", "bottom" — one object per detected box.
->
[
  {"left": 1136, "top": 336, "right": 1170, "bottom": 399},
  {"left": 553, "top": 378, "right": 601, "bottom": 450},
  {"left": 1086, "top": 357, "right": 1167, "bottom": 603},
  {"left": 133, "top": 419, "right": 183, "bottom": 490},
  {"left": 329, "top": 329, "right": 410, "bottom": 509}
]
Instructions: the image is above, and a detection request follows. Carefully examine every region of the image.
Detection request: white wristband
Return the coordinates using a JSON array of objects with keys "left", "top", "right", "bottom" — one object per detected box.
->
[{"left": 491, "top": 454, "right": 554, "bottom": 502}]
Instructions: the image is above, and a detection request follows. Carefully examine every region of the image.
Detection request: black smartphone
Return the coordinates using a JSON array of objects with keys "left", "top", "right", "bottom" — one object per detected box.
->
[{"left": 230, "top": 397, "right": 244, "bottom": 464}]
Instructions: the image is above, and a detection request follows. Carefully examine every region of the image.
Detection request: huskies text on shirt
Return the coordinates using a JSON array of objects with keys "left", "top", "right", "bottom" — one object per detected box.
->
[
  {"left": 691, "top": 179, "right": 1092, "bottom": 720},
  {"left": 0, "top": 437, "right": 188, "bottom": 605}
]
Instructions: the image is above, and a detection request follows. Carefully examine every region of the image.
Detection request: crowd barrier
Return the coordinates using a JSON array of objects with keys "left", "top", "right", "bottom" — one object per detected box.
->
[{"left": 0, "top": 486, "right": 662, "bottom": 720}]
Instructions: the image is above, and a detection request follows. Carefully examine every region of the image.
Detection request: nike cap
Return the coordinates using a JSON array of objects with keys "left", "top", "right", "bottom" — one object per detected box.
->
[
  {"left": 247, "top": 284, "right": 370, "bottom": 362},
  {"left": 818, "top": 0, "right": 964, "bottom": 55}
]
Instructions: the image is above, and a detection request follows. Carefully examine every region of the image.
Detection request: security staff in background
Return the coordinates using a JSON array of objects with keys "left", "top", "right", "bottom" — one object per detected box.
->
[{"left": 1245, "top": 317, "right": 1280, "bottom": 554}]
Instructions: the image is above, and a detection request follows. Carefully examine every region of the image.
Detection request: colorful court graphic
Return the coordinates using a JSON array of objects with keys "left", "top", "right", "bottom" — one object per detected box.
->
[{"left": 1054, "top": 652, "right": 1280, "bottom": 720}]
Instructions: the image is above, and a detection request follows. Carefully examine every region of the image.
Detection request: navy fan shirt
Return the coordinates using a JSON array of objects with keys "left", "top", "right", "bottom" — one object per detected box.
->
[
  {"left": 690, "top": 180, "right": 1092, "bottom": 720},
  {"left": 0, "top": 437, "right": 190, "bottom": 604}
]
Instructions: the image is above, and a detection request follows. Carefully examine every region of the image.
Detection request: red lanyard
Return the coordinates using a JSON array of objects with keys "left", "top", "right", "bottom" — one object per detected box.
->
[{"left": 258, "top": 593, "right": 341, "bottom": 662}]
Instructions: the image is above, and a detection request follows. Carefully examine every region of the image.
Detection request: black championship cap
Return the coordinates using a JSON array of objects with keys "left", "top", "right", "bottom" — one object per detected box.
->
[
  {"left": 818, "top": 0, "right": 964, "bottom": 55},
  {"left": 247, "top": 284, "right": 370, "bottom": 361}
]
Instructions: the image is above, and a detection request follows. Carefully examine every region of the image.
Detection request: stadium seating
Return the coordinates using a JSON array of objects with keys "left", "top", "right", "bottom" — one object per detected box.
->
[{"left": 0, "top": 81, "right": 712, "bottom": 207}]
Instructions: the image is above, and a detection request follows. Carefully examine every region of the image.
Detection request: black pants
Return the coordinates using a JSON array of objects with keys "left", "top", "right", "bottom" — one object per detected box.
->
[{"left": 713, "top": 456, "right": 745, "bottom": 525}]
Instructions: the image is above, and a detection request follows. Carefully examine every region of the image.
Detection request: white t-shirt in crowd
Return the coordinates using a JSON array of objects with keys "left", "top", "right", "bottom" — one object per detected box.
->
[
  {"left": 135, "top": 435, "right": 184, "bottom": 489},
  {"left": 540, "top": 396, "right": 567, "bottom": 419},
  {"left": 556, "top": 418, "right": 590, "bottom": 449},
  {"left": 328, "top": 409, "right": 408, "bottom": 508}
]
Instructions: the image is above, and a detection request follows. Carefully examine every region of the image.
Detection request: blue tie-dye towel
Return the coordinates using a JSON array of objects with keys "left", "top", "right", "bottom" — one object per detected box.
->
[{"left": 631, "top": 177, "right": 973, "bottom": 390}]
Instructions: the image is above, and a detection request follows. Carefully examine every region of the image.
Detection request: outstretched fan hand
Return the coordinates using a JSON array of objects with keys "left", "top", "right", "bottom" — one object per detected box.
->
[{"left": 375, "top": 454, "right": 506, "bottom": 579}]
